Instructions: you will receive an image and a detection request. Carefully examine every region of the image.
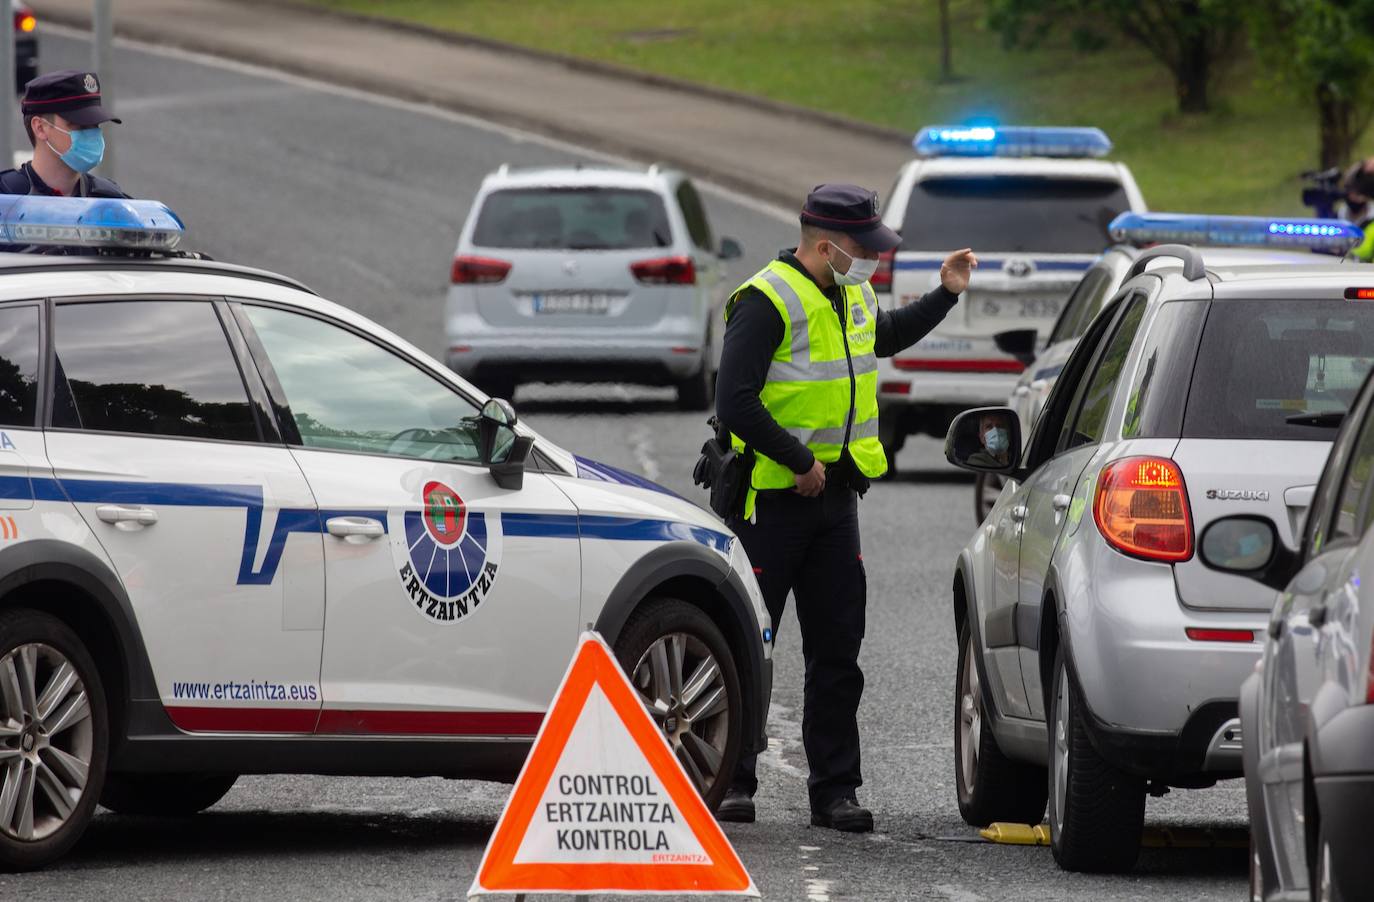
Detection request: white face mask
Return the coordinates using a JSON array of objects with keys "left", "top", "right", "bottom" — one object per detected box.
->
[{"left": 826, "top": 241, "right": 879, "bottom": 286}]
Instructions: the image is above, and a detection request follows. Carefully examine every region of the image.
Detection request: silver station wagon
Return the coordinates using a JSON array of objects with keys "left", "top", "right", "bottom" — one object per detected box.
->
[{"left": 444, "top": 164, "right": 742, "bottom": 409}]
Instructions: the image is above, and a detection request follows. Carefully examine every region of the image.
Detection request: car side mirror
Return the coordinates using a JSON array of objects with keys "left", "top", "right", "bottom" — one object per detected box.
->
[
  {"left": 718, "top": 236, "right": 743, "bottom": 260},
  {"left": 1199, "top": 516, "right": 1301, "bottom": 590},
  {"left": 478, "top": 398, "right": 533, "bottom": 490},
  {"left": 944, "top": 407, "right": 1021, "bottom": 475},
  {"left": 994, "top": 329, "right": 1038, "bottom": 367}
]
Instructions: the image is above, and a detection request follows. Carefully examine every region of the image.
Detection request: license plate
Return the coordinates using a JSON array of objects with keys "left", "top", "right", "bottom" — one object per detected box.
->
[
  {"left": 974, "top": 297, "right": 1062, "bottom": 320},
  {"left": 531, "top": 292, "right": 614, "bottom": 315}
]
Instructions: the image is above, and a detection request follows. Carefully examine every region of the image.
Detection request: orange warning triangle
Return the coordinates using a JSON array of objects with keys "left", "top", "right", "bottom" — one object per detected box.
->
[{"left": 468, "top": 632, "right": 758, "bottom": 897}]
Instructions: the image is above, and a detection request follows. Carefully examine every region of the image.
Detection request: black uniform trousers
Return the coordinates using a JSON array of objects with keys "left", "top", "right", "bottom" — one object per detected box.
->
[{"left": 728, "top": 482, "right": 866, "bottom": 811}]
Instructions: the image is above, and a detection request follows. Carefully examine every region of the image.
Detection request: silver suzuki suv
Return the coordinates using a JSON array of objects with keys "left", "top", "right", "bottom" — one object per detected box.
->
[
  {"left": 444, "top": 164, "right": 742, "bottom": 409},
  {"left": 943, "top": 220, "right": 1372, "bottom": 873}
]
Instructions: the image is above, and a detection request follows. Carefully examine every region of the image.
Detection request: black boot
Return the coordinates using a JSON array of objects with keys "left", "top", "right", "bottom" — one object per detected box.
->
[
  {"left": 810, "top": 797, "right": 873, "bottom": 833},
  {"left": 715, "top": 788, "right": 755, "bottom": 823}
]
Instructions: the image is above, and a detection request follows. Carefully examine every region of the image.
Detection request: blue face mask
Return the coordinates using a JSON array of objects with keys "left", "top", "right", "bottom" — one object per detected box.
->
[
  {"left": 46, "top": 123, "right": 105, "bottom": 174},
  {"left": 984, "top": 426, "right": 1009, "bottom": 455}
]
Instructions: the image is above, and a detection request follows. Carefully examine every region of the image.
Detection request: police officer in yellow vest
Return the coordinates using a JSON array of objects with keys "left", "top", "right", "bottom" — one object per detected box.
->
[{"left": 715, "top": 184, "right": 976, "bottom": 832}]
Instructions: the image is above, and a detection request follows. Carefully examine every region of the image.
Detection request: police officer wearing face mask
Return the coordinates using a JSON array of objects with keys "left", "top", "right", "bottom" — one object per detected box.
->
[
  {"left": 0, "top": 70, "right": 128, "bottom": 199},
  {"left": 714, "top": 184, "right": 976, "bottom": 832}
]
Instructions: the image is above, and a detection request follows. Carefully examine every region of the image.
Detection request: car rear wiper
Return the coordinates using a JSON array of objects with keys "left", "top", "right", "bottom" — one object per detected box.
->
[{"left": 1285, "top": 410, "right": 1346, "bottom": 427}]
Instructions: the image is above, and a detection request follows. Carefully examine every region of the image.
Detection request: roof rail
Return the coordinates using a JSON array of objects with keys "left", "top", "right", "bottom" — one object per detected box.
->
[
  {"left": 1126, "top": 244, "right": 1206, "bottom": 282},
  {"left": 646, "top": 163, "right": 662, "bottom": 176},
  {"left": 496, "top": 163, "right": 509, "bottom": 176}
]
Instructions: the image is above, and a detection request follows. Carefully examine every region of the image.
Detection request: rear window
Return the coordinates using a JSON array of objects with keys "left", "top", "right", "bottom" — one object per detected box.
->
[
  {"left": 1183, "top": 299, "right": 1374, "bottom": 441},
  {"left": 471, "top": 187, "right": 672, "bottom": 250},
  {"left": 899, "top": 177, "right": 1129, "bottom": 253}
]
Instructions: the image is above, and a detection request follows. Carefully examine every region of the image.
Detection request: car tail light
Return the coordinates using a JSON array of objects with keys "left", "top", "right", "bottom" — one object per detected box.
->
[
  {"left": 870, "top": 250, "right": 895, "bottom": 293},
  {"left": 630, "top": 255, "right": 695, "bottom": 285},
  {"left": 451, "top": 255, "right": 511, "bottom": 285},
  {"left": 1093, "top": 456, "right": 1193, "bottom": 562},
  {"left": 14, "top": 9, "right": 35, "bottom": 32},
  {"left": 880, "top": 381, "right": 911, "bottom": 395},
  {"left": 1185, "top": 628, "right": 1253, "bottom": 643},
  {"left": 892, "top": 358, "right": 1025, "bottom": 373}
]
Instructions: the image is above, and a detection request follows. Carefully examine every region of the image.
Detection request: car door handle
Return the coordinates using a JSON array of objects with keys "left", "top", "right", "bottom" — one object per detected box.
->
[
  {"left": 1010, "top": 505, "right": 1028, "bottom": 522},
  {"left": 326, "top": 516, "right": 385, "bottom": 540},
  {"left": 95, "top": 504, "right": 158, "bottom": 526},
  {"left": 1268, "top": 619, "right": 1284, "bottom": 640},
  {"left": 1052, "top": 494, "right": 1072, "bottom": 512},
  {"left": 1012, "top": 385, "right": 1030, "bottom": 397}
]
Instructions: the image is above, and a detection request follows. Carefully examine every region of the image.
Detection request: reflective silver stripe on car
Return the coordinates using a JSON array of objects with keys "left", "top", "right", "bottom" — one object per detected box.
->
[{"left": 760, "top": 270, "right": 810, "bottom": 363}]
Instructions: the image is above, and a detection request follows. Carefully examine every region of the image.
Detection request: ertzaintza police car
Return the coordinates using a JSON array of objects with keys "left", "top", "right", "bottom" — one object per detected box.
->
[{"left": 0, "top": 196, "right": 770, "bottom": 871}]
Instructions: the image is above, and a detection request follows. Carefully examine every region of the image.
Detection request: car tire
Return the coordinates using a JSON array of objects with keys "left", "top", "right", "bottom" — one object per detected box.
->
[
  {"left": 954, "top": 624, "right": 1048, "bottom": 827},
  {"left": 612, "top": 597, "right": 742, "bottom": 811},
  {"left": 676, "top": 359, "right": 713, "bottom": 412},
  {"left": 1047, "top": 646, "right": 1144, "bottom": 873},
  {"left": 973, "top": 473, "right": 1005, "bottom": 524},
  {"left": 0, "top": 608, "right": 109, "bottom": 872},
  {"left": 100, "top": 773, "right": 238, "bottom": 817}
]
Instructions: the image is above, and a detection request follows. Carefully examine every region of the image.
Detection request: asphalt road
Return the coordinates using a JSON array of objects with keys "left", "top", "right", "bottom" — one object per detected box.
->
[{"left": 0, "top": 30, "right": 1249, "bottom": 902}]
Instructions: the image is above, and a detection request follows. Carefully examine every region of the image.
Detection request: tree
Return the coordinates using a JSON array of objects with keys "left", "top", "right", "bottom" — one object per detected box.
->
[
  {"left": 1247, "top": 0, "right": 1374, "bottom": 170},
  {"left": 987, "top": 0, "right": 1243, "bottom": 114},
  {"left": 939, "top": 0, "right": 954, "bottom": 82}
]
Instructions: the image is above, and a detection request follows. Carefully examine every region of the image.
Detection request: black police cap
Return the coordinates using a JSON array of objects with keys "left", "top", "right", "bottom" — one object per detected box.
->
[
  {"left": 800, "top": 183, "right": 900, "bottom": 252},
  {"left": 21, "top": 70, "right": 121, "bottom": 127}
]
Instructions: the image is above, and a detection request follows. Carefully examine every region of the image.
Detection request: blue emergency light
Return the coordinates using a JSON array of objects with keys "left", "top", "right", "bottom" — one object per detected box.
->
[
  {"left": 0, "top": 195, "right": 186, "bottom": 252},
  {"left": 913, "top": 125, "right": 1113, "bottom": 159},
  {"left": 1108, "top": 212, "right": 1363, "bottom": 253}
]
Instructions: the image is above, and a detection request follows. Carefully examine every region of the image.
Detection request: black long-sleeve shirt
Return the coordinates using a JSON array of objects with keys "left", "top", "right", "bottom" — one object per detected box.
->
[{"left": 716, "top": 250, "right": 959, "bottom": 474}]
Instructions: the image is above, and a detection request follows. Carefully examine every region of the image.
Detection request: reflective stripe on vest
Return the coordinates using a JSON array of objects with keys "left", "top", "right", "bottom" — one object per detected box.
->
[{"left": 726, "top": 259, "right": 887, "bottom": 518}]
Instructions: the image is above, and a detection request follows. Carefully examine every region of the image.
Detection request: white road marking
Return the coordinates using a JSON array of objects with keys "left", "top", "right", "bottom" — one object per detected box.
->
[
  {"left": 45, "top": 22, "right": 796, "bottom": 225},
  {"left": 758, "top": 700, "right": 806, "bottom": 778},
  {"left": 932, "top": 885, "right": 985, "bottom": 902},
  {"left": 805, "top": 877, "right": 834, "bottom": 902}
]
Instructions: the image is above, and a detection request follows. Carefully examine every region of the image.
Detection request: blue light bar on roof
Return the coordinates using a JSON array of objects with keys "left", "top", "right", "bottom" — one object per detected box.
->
[
  {"left": 913, "top": 125, "right": 1113, "bottom": 158},
  {"left": 1108, "top": 212, "right": 1362, "bottom": 253},
  {"left": 0, "top": 196, "right": 185, "bottom": 251}
]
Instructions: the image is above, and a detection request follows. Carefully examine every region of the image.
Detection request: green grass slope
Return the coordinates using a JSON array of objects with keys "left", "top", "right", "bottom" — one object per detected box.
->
[{"left": 308, "top": 0, "right": 1341, "bottom": 215}]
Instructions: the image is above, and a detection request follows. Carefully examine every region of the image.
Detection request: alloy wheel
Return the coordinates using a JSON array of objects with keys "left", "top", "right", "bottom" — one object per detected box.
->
[
  {"left": 631, "top": 632, "right": 730, "bottom": 797},
  {"left": 1052, "top": 664, "right": 1069, "bottom": 836},
  {"left": 958, "top": 637, "right": 981, "bottom": 795},
  {"left": 0, "top": 643, "right": 93, "bottom": 842}
]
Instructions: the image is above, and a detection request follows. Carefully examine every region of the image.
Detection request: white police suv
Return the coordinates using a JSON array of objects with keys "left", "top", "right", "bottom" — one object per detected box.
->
[
  {"left": 0, "top": 197, "right": 770, "bottom": 871},
  {"left": 875, "top": 126, "right": 1145, "bottom": 467}
]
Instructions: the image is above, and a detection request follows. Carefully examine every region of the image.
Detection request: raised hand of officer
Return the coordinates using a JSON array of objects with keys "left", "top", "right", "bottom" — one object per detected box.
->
[
  {"left": 940, "top": 248, "right": 978, "bottom": 295},
  {"left": 794, "top": 458, "right": 826, "bottom": 497}
]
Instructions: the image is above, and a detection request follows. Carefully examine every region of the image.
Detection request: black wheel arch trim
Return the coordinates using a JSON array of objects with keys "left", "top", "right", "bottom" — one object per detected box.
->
[
  {"left": 595, "top": 541, "right": 770, "bottom": 755},
  {"left": 1057, "top": 618, "right": 1238, "bottom": 782},
  {"left": 0, "top": 540, "right": 173, "bottom": 756}
]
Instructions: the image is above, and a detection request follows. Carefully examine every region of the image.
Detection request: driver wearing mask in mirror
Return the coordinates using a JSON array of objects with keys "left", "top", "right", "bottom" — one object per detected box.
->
[{"left": 967, "top": 411, "right": 1011, "bottom": 468}]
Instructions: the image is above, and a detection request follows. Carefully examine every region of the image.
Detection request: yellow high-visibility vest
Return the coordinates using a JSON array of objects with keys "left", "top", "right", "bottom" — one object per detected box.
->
[{"left": 726, "top": 259, "right": 886, "bottom": 518}]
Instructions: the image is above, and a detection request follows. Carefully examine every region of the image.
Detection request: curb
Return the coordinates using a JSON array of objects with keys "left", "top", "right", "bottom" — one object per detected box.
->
[{"left": 37, "top": 2, "right": 910, "bottom": 208}]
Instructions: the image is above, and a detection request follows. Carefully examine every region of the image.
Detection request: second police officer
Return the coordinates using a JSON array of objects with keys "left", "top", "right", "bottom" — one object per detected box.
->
[
  {"left": 715, "top": 184, "right": 976, "bottom": 832},
  {"left": 0, "top": 69, "right": 128, "bottom": 198}
]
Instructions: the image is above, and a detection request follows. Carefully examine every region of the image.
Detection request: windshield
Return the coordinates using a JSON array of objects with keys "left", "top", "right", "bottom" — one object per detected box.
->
[
  {"left": 899, "top": 176, "right": 1129, "bottom": 253},
  {"left": 1184, "top": 299, "right": 1374, "bottom": 440},
  {"left": 472, "top": 187, "right": 672, "bottom": 250}
]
